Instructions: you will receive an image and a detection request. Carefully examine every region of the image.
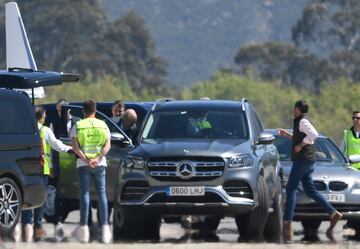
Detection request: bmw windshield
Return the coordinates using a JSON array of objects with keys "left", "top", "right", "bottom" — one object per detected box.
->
[
  {"left": 141, "top": 110, "right": 248, "bottom": 139},
  {"left": 274, "top": 136, "right": 346, "bottom": 163}
]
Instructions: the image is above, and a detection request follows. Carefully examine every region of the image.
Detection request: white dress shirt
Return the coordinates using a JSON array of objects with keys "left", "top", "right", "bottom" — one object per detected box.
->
[
  {"left": 41, "top": 123, "right": 72, "bottom": 152},
  {"left": 299, "top": 119, "right": 318, "bottom": 145}
]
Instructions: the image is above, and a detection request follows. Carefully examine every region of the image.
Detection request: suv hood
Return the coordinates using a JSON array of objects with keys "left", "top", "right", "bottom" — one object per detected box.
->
[{"left": 132, "top": 139, "right": 249, "bottom": 159}]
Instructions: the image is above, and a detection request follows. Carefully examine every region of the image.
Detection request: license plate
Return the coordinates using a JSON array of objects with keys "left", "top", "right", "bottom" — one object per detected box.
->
[
  {"left": 322, "top": 193, "right": 345, "bottom": 203},
  {"left": 168, "top": 186, "right": 205, "bottom": 196}
]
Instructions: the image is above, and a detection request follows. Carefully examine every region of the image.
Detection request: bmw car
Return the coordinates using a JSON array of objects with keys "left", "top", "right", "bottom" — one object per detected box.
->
[{"left": 267, "top": 129, "right": 360, "bottom": 235}]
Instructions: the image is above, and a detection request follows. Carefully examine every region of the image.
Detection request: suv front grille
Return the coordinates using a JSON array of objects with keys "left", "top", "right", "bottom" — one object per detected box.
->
[
  {"left": 121, "top": 181, "right": 150, "bottom": 201},
  {"left": 223, "top": 180, "right": 253, "bottom": 199},
  {"left": 329, "top": 181, "right": 348, "bottom": 191},
  {"left": 147, "top": 157, "right": 225, "bottom": 181},
  {"left": 313, "top": 181, "right": 327, "bottom": 191}
]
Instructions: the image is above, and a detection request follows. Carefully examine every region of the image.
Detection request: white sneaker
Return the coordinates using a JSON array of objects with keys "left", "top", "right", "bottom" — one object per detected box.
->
[
  {"left": 54, "top": 223, "right": 65, "bottom": 242},
  {"left": 102, "top": 224, "right": 112, "bottom": 244},
  {"left": 71, "top": 225, "right": 89, "bottom": 243},
  {"left": 23, "top": 224, "right": 33, "bottom": 242},
  {"left": 12, "top": 223, "right": 21, "bottom": 242}
]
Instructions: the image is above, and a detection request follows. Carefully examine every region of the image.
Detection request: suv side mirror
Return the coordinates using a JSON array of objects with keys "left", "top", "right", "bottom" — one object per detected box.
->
[
  {"left": 111, "top": 132, "right": 131, "bottom": 146},
  {"left": 256, "top": 133, "right": 275, "bottom": 145}
]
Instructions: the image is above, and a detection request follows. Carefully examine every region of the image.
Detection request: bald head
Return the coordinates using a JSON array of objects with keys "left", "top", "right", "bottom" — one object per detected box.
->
[{"left": 122, "top": 109, "right": 137, "bottom": 129}]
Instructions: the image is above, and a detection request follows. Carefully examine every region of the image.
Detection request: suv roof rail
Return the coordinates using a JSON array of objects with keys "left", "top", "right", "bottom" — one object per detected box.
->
[
  {"left": 152, "top": 98, "right": 174, "bottom": 111},
  {"left": 241, "top": 98, "right": 248, "bottom": 111}
]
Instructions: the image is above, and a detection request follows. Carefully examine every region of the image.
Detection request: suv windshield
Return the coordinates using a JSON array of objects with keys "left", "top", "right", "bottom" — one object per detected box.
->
[
  {"left": 275, "top": 135, "right": 346, "bottom": 163},
  {"left": 142, "top": 110, "right": 248, "bottom": 139}
]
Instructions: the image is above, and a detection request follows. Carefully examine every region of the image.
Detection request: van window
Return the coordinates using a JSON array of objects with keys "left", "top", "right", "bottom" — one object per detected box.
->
[{"left": 0, "top": 97, "right": 34, "bottom": 134}]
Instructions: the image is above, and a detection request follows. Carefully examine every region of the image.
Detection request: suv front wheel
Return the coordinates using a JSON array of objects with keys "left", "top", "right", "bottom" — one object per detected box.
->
[
  {"left": 0, "top": 177, "right": 22, "bottom": 236},
  {"left": 264, "top": 178, "right": 283, "bottom": 242},
  {"left": 236, "top": 175, "right": 269, "bottom": 242}
]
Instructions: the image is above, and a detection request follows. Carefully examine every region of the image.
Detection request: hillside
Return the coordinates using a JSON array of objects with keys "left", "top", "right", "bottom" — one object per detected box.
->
[{"left": 102, "top": 0, "right": 308, "bottom": 86}]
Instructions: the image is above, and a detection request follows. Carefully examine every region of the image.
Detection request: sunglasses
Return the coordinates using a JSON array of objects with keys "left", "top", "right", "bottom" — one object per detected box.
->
[{"left": 352, "top": 117, "right": 360, "bottom": 121}]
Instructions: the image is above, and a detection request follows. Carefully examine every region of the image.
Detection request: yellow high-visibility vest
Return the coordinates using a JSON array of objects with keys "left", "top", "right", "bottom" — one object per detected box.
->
[
  {"left": 76, "top": 118, "right": 108, "bottom": 159},
  {"left": 344, "top": 129, "right": 360, "bottom": 169}
]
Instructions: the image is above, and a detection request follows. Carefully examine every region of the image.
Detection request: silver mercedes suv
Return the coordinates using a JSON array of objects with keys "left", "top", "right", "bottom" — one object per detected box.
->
[{"left": 113, "top": 99, "right": 283, "bottom": 242}]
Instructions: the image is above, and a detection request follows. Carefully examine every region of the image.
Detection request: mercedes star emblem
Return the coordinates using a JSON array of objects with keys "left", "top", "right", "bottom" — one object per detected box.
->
[{"left": 176, "top": 161, "right": 195, "bottom": 179}]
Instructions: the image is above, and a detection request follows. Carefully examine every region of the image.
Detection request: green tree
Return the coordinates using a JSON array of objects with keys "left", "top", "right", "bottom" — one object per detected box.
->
[
  {"left": 310, "top": 79, "right": 360, "bottom": 143},
  {"left": 293, "top": 0, "right": 360, "bottom": 81},
  {"left": 15, "top": 0, "right": 109, "bottom": 74},
  {"left": 103, "top": 11, "right": 167, "bottom": 94},
  {"left": 0, "top": 1, "right": 169, "bottom": 94},
  {"left": 234, "top": 42, "right": 343, "bottom": 91}
]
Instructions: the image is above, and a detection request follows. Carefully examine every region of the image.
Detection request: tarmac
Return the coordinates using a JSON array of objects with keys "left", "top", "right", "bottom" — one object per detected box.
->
[{"left": 1, "top": 210, "right": 359, "bottom": 249}]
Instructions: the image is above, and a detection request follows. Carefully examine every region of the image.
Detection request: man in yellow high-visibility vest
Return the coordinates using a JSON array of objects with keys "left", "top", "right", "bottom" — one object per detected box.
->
[
  {"left": 344, "top": 111, "right": 360, "bottom": 168},
  {"left": 70, "top": 99, "right": 112, "bottom": 244},
  {"left": 20, "top": 106, "right": 72, "bottom": 242}
]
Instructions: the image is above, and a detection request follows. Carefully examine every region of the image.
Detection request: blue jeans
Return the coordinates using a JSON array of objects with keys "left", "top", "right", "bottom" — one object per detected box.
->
[
  {"left": 22, "top": 176, "right": 48, "bottom": 228},
  {"left": 284, "top": 159, "right": 335, "bottom": 221},
  {"left": 77, "top": 166, "right": 108, "bottom": 226}
]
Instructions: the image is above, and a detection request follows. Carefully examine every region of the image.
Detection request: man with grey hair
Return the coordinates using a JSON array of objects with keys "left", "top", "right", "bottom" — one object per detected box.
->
[{"left": 120, "top": 109, "right": 138, "bottom": 144}]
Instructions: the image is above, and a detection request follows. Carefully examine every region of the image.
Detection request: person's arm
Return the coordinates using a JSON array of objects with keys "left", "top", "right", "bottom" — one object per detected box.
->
[
  {"left": 45, "top": 128, "right": 72, "bottom": 152},
  {"left": 70, "top": 126, "right": 89, "bottom": 165},
  {"left": 89, "top": 128, "right": 111, "bottom": 167},
  {"left": 299, "top": 119, "right": 318, "bottom": 144},
  {"left": 295, "top": 119, "right": 318, "bottom": 153},
  {"left": 278, "top": 129, "right": 293, "bottom": 139},
  {"left": 99, "top": 137, "right": 111, "bottom": 160}
]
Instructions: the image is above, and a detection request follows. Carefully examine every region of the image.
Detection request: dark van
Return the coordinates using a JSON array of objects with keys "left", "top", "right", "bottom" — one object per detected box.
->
[
  {"left": 0, "top": 69, "right": 79, "bottom": 235},
  {"left": 0, "top": 89, "right": 44, "bottom": 235}
]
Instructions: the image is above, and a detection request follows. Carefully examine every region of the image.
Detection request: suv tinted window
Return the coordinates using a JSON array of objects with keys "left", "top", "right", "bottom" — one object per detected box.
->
[
  {"left": 0, "top": 96, "right": 34, "bottom": 134},
  {"left": 142, "top": 110, "right": 248, "bottom": 139}
]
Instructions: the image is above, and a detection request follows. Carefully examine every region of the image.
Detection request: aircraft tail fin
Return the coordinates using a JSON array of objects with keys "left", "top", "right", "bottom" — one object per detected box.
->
[
  {"left": 6, "top": 2, "right": 37, "bottom": 70},
  {"left": 5, "top": 2, "right": 45, "bottom": 98}
]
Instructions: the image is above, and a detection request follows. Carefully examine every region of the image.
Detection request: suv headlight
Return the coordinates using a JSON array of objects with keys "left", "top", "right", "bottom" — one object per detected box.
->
[
  {"left": 229, "top": 154, "right": 254, "bottom": 168},
  {"left": 123, "top": 155, "right": 145, "bottom": 169}
]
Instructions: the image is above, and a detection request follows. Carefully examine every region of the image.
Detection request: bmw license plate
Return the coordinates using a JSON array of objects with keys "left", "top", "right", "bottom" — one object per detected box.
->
[
  {"left": 322, "top": 193, "right": 345, "bottom": 203},
  {"left": 168, "top": 186, "right": 205, "bottom": 196}
]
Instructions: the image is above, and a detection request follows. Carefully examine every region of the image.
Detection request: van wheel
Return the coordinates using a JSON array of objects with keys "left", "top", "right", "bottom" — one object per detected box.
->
[
  {"left": 0, "top": 178, "right": 22, "bottom": 236},
  {"left": 235, "top": 175, "right": 269, "bottom": 242},
  {"left": 264, "top": 179, "right": 283, "bottom": 242},
  {"left": 113, "top": 206, "right": 161, "bottom": 241}
]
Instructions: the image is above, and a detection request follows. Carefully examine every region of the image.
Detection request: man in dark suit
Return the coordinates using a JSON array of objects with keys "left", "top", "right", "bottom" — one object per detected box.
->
[
  {"left": 120, "top": 109, "right": 138, "bottom": 144},
  {"left": 47, "top": 99, "right": 72, "bottom": 242}
]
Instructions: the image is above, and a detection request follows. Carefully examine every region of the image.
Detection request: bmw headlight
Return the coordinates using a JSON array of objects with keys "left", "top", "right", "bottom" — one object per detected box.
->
[
  {"left": 123, "top": 155, "right": 145, "bottom": 169},
  {"left": 353, "top": 182, "right": 360, "bottom": 189},
  {"left": 229, "top": 154, "right": 254, "bottom": 168}
]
